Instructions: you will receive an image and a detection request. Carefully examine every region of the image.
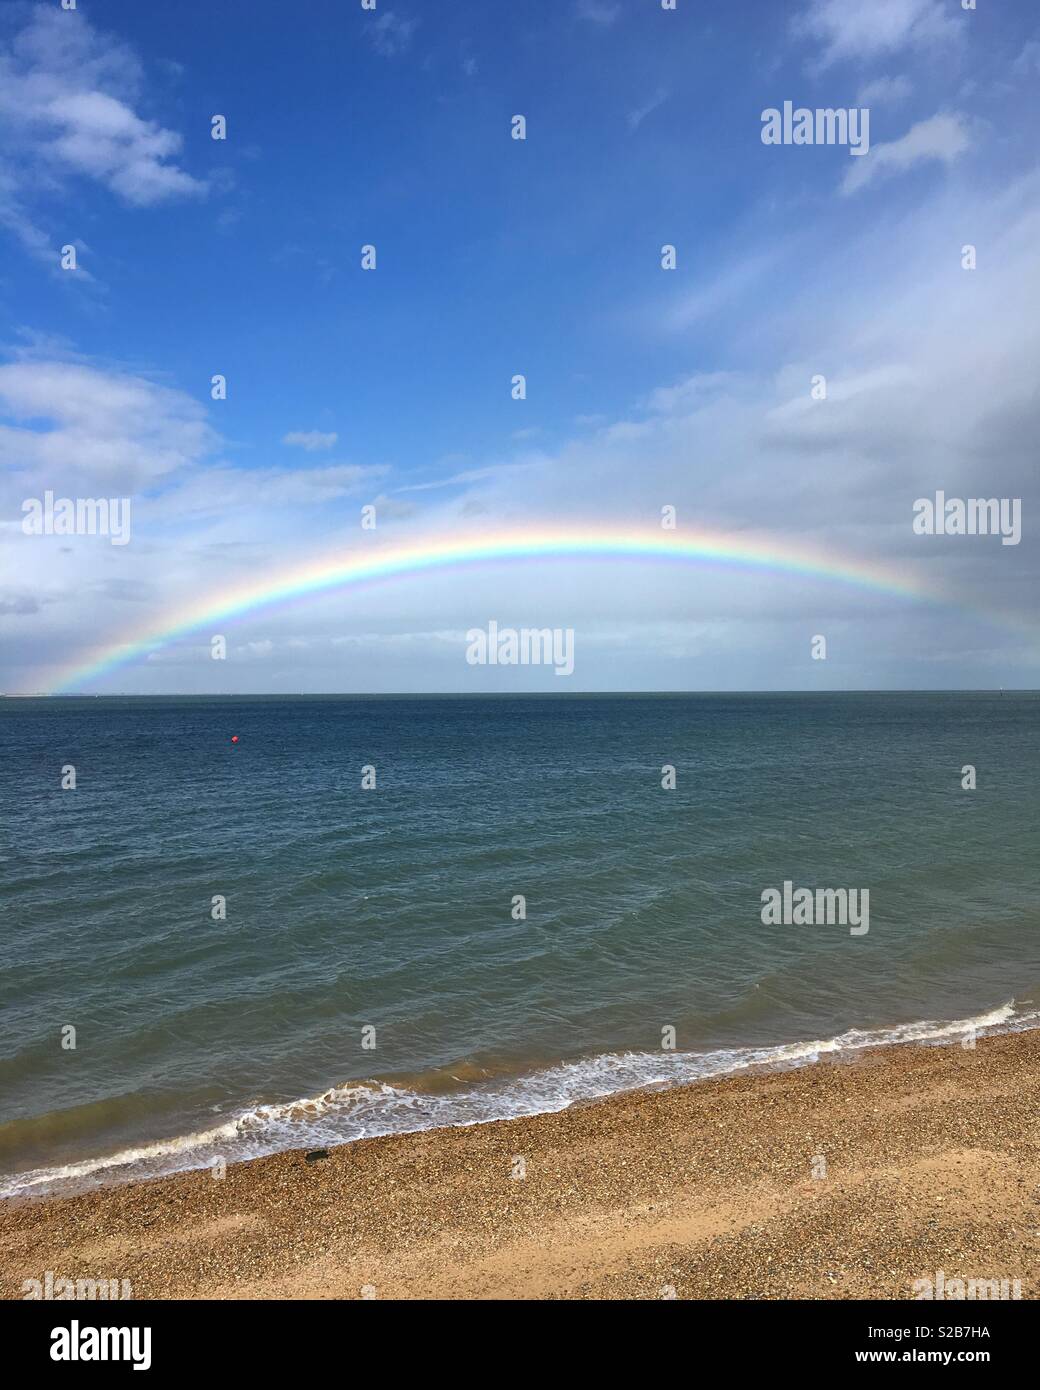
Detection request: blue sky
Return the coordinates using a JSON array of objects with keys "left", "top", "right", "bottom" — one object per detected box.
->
[{"left": 1, "top": 0, "right": 1038, "bottom": 692}]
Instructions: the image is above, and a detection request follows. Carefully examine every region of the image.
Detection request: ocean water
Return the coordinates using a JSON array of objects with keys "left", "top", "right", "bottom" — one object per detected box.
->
[{"left": 1, "top": 692, "right": 1038, "bottom": 1198}]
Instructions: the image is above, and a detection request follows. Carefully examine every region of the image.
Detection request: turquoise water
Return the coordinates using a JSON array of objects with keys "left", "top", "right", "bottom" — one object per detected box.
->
[{"left": 1, "top": 692, "right": 1038, "bottom": 1196}]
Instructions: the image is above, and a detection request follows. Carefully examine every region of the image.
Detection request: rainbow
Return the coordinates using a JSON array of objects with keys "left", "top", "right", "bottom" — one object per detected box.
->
[{"left": 43, "top": 523, "right": 1023, "bottom": 692}]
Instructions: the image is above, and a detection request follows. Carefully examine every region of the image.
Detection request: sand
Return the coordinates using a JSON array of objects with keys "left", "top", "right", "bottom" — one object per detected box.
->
[{"left": 2, "top": 1028, "right": 1039, "bottom": 1300}]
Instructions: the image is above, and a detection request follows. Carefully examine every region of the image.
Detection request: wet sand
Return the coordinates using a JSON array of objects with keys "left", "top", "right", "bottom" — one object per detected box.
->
[{"left": 2, "top": 1029, "right": 1038, "bottom": 1300}]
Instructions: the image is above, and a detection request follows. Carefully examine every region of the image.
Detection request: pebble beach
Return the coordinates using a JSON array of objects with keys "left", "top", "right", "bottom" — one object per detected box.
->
[{"left": 2, "top": 1027, "right": 1038, "bottom": 1301}]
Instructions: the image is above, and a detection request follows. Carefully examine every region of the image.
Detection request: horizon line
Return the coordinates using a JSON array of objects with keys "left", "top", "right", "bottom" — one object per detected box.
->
[{"left": 3, "top": 687, "right": 1033, "bottom": 699}]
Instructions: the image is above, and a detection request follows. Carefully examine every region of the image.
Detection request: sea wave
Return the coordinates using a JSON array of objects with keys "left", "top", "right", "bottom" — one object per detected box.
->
[{"left": 3, "top": 999, "right": 1037, "bottom": 1200}]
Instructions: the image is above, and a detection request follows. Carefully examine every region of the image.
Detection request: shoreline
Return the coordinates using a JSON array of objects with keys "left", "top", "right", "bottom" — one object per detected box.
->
[
  {"left": 3, "top": 999, "right": 1032, "bottom": 1202},
  {"left": 2, "top": 1027, "right": 1039, "bottom": 1300}
]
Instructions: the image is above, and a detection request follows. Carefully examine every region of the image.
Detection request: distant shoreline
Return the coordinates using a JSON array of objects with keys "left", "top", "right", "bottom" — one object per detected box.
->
[{"left": 3, "top": 1027, "right": 1037, "bottom": 1300}]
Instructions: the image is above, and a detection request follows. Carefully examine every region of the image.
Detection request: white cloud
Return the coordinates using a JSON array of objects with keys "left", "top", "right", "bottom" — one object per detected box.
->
[
  {"left": 1012, "top": 40, "right": 1040, "bottom": 78},
  {"left": 41, "top": 90, "right": 201, "bottom": 205},
  {"left": 0, "top": 179, "right": 61, "bottom": 264},
  {"left": 857, "top": 74, "right": 913, "bottom": 106},
  {"left": 0, "top": 360, "right": 215, "bottom": 494},
  {"left": 0, "top": 5, "right": 203, "bottom": 265},
  {"left": 644, "top": 373, "right": 741, "bottom": 416},
  {"left": 150, "top": 462, "right": 385, "bottom": 522},
  {"left": 283, "top": 430, "right": 338, "bottom": 452},
  {"left": 842, "top": 113, "right": 970, "bottom": 194},
  {"left": 665, "top": 252, "right": 780, "bottom": 330},
  {"left": 576, "top": 0, "right": 621, "bottom": 25},
  {"left": 366, "top": 13, "right": 418, "bottom": 58},
  {"left": 0, "top": 359, "right": 387, "bottom": 527},
  {"left": 0, "top": 352, "right": 399, "bottom": 694},
  {"left": 797, "top": 0, "right": 958, "bottom": 67},
  {"left": 628, "top": 88, "right": 668, "bottom": 132},
  {"left": 395, "top": 464, "right": 529, "bottom": 494},
  {"left": 423, "top": 174, "right": 1040, "bottom": 650}
]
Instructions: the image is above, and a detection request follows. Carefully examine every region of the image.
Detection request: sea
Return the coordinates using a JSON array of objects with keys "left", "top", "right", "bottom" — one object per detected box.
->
[{"left": 1, "top": 692, "right": 1037, "bottom": 1198}]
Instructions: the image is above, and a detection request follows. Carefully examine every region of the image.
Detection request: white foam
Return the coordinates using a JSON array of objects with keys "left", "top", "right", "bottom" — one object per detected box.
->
[{"left": 3, "top": 999, "right": 1036, "bottom": 1200}]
